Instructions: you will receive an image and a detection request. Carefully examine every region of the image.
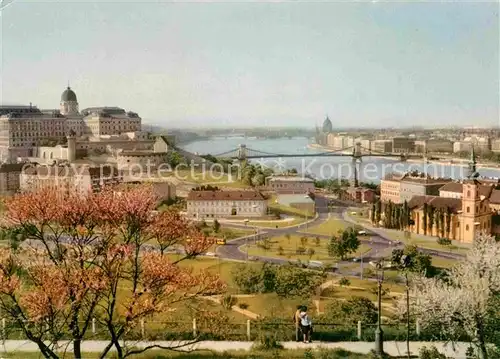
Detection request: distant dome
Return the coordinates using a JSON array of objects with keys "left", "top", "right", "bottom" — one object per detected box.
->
[
  {"left": 322, "top": 116, "right": 333, "bottom": 133},
  {"left": 61, "top": 86, "right": 77, "bottom": 102}
]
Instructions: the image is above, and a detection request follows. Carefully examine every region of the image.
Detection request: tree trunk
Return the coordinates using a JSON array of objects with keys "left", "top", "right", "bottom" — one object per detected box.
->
[{"left": 74, "top": 339, "right": 82, "bottom": 359}]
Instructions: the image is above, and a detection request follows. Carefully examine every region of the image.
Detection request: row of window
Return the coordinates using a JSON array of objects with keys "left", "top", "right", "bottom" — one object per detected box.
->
[{"left": 188, "top": 201, "right": 263, "bottom": 206}]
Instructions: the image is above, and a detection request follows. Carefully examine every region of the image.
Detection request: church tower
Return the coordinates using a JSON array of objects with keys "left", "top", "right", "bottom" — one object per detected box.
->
[
  {"left": 461, "top": 180, "right": 481, "bottom": 243},
  {"left": 60, "top": 85, "right": 79, "bottom": 115}
]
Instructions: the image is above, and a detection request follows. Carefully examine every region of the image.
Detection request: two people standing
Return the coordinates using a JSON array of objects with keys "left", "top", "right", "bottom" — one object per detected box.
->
[{"left": 294, "top": 305, "right": 312, "bottom": 343}]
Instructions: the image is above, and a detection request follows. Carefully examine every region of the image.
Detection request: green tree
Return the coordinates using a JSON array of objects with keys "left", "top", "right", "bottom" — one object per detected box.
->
[
  {"left": 445, "top": 206, "right": 452, "bottom": 239},
  {"left": 327, "top": 228, "right": 360, "bottom": 260},
  {"left": 439, "top": 209, "right": 446, "bottom": 238},
  {"left": 422, "top": 203, "right": 428, "bottom": 235},
  {"left": 314, "top": 236, "right": 321, "bottom": 247},
  {"left": 376, "top": 201, "right": 382, "bottom": 224},
  {"left": 323, "top": 297, "right": 377, "bottom": 324},
  {"left": 391, "top": 245, "right": 436, "bottom": 277},
  {"left": 285, "top": 233, "right": 291, "bottom": 245},
  {"left": 300, "top": 236, "right": 308, "bottom": 246},
  {"left": 371, "top": 203, "right": 376, "bottom": 223},
  {"left": 274, "top": 265, "right": 325, "bottom": 298},
  {"left": 212, "top": 219, "right": 221, "bottom": 233},
  {"left": 428, "top": 205, "right": 435, "bottom": 236},
  {"left": 307, "top": 247, "right": 315, "bottom": 260}
]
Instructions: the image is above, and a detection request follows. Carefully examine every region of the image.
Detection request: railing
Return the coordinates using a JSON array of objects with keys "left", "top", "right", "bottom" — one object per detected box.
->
[{"left": 0, "top": 318, "right": 466, "bottom": 342}]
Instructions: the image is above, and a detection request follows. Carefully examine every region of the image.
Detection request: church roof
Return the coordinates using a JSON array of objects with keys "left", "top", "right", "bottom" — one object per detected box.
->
[
  {"left": 61, "top": 87, "right": 77, "bottom": 102},
  {"left": 408, "top": 195, "right": 462, "bottom": 213},
  {"left": 322, "top": 116, "right": 333, "bottom": 133}
]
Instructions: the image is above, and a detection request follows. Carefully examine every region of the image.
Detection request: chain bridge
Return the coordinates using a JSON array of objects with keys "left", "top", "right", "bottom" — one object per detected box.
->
[{"left": 212, "top": 143, "right": 425, "bottom": 162}]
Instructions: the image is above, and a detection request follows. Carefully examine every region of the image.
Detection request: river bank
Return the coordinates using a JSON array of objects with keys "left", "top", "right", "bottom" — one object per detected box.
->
[{"left": 307, "top": 144, "right": 500, "bottom": 171}]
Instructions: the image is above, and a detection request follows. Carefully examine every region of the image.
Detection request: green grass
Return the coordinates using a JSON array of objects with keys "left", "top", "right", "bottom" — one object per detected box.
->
[
  {"left": 432, "top": 256, "right": 459, "bottom": 269},
  {"left": 244, "top": 234, "right": 371, "bottom": 264},
  {"left": 268, "top": 196, "right": 315, "bottom": 218},
  {"left": 244, "top": 217, "right": 306, "bottom": 228},
  {"left": 305, "top": 218, "right": 351, "bottom": 236}
]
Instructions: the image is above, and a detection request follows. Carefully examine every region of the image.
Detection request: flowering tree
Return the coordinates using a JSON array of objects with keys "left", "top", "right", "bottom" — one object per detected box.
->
[
  {"left": 405, "top": 235, "right": 500, "bottom": 359},
  {"left": 0, "top": 186, "right": 225, "bottom": 359}
]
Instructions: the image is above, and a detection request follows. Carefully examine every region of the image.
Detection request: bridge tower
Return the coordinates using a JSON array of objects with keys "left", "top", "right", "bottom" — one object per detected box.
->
[
  {"left": 351, "top": 142, "right": 363, "bottom": 187},
  {"left": 237, "top": 144, "right": 247, "bottom": 161}
]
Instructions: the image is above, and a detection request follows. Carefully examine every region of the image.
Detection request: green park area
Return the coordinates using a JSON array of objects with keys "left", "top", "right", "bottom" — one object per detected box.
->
[
  {"left": 304, "top": 217, "right": 351, "bottom": 236},
  {"left": 243, "top": 234, "right": 371, "bottom": 264}
]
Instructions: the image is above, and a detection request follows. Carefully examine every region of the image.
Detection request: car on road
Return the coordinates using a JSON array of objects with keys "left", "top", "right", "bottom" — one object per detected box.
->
[
  {"left": 248, "top": 256, "right": 258, "bottom": 261},
  {"left": 352, "top": 258, "right": 360, "bottom": 262},
  {"left": 204, "top": 252, "right": 217, "bottom": 257}
]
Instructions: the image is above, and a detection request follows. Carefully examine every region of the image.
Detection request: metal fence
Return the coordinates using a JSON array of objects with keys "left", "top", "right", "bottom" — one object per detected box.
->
[{"left": 0, "top": 318, "right": 455, "bottom": 342}]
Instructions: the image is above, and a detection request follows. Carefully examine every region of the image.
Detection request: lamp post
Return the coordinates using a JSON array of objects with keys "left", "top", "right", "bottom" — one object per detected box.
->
[
  {"left": 374, "top": 260, "right": 385, "bottom": 356},
  {"left": 244, "top": 218, "right": 249, "bottom": 262},
  {"left": 400, "top": 255, "right": 412, "bottom": 359}
]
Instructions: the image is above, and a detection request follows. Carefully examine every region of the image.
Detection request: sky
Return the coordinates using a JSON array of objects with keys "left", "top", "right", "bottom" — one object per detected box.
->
[{"left": 0, "top": 0, "right": 498, "bottom": 128}]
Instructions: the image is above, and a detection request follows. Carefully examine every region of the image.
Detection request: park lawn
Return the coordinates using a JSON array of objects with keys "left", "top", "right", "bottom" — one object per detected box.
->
[
  {"left": 267, "top": 195, "right": 315, "bottom": 218},
  {"left": 432, "top": 256, "right": 459, "bottom": 269},
  {"left": 305, "top": 218, "right": 352, "bottom": 236},
  {"left": 245, "top": 217, "right": 306, "bottom": 228},
  {"left": 244, "top": 235, "right": 371, "bottom": 264},
  {"left": 237, "top": 293, "right": 313, "bottom": 319}
]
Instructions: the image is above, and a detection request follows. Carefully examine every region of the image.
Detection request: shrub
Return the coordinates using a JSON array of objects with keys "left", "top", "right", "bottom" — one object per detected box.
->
[
  {"left": 436, "top": 237, "right": 452, "bottom": 246},
  {"left": 238, "top": 303, "right": 249, "bottom": 310},
  {"left": 419, "top": 346, "right": 449, "bottom": 359},
  {"left": 338, "top": 277, "right": 351, "bottom": 287},
  {"left": 221, "top": 295, "right": 237, "bottom": 310}
]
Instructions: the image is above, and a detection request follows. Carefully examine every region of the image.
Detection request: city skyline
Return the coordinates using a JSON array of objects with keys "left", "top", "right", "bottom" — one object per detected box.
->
[{"left": 0, "top": 1, "right": 498, "bottom": 128}]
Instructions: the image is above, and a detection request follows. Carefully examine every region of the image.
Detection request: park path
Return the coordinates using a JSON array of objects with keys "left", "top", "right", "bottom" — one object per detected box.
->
[
  {"left": 203, "top": 296, "right": 260, "bottom": 320},
  {"left": 0, "top": 340, "right": 473, "bottom": 357}
]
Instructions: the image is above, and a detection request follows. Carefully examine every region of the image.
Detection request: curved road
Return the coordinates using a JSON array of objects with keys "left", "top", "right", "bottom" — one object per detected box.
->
[{"left": 216, "top": 195, "right": 464, "bottom": 276}]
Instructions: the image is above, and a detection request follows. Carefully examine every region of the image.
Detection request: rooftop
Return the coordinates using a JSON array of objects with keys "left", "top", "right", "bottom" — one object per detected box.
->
[
  {"left": 187, "top": 190, "right": 266, "bottom": 201},
  {"left": 268, "top": 176, "right": 314, "bottom": 182},
  {"left": 384, "top": 171, "right": 452, "bottom": 185},
  {"left": 408, "top": 195, "right": 463, "bottom": 213},
  {"left": 22, "top": 165, "right": 120, "bottom": 178}
]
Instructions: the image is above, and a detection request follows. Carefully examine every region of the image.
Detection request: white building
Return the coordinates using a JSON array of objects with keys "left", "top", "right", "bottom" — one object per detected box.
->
[
  {"left": 186, "top": 190, "right": 267, "bottom": 219},
  {"left": 0, "top": 86, "right": 143, "bottom": 161}
]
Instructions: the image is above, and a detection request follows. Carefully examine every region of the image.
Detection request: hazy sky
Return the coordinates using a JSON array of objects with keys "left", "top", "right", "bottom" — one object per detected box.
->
[{"left": 0, "top": 0, "right": 498, "bottom": 128}]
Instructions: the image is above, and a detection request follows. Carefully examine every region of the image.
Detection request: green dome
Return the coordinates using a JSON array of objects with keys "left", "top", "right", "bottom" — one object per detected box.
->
[{"left": 61, "top": 86, "right": 77, "bottom": 102}]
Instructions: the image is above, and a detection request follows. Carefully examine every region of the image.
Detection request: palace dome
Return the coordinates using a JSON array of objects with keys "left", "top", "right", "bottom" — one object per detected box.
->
[{"left": 61, "top": 86, "right": 77, "bottom": 102}]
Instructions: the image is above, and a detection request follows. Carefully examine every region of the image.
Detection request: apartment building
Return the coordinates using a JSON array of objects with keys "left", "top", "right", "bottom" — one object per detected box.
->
[
  {"left": 20, "top": 164, "right": 123, "bottom": 195},
  {"left": 186, "top": 190, "right": 267, "bottom": 219},
  {"left": 392, "top": 137, "right": 415, "bottom": 153},
  {"left": 399, "top": 176, "right": 452, "bottom": 203},
  {"left": 372, "top": 140, "right": 392, "bottom": 154},
  {"left": 267, "top": 176, "right": 315, "bottom": 194},
  {"left": 380, "top": 172, "right": 452, "bottom": 203},
  {"left": 0, "top": 163, "right": 25, "bottom": 196},
  {"left": 415, "top": 139, "right": 454, "bottom": 153},
  {"left": 380, "top": 173, "right": 402, "bottom": 203}
]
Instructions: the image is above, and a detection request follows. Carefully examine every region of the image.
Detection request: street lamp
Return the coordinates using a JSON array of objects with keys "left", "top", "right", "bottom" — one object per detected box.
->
[
  {"left": 244, "top": 218, "right": 249, "bottom": 262},
  {"left": 400, "top": 254, "right": 412, "bottom": 359},
  {"left": 374, "top": 259, "right": 385, "bottom": 356}
]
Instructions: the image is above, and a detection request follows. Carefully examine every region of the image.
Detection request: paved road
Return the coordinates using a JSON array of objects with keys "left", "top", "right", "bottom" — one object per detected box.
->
[
  {"left": 0, "top": 339, "right": 472, "bottom": 357},
  {"left": 216, "top": 195, "right": 464, "bottom": 277},
  {"left": 216, "top": 196, "right": 391, "bottom": 277}
]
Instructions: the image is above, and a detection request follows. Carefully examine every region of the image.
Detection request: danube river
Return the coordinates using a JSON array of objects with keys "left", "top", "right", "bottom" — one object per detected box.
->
[{"left": 180, "top": 137, "right": 500, "bottom": 183}]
